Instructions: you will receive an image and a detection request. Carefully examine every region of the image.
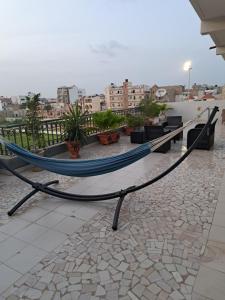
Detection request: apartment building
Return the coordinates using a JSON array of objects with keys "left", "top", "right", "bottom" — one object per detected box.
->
[
  {"left": 105, "top": 79, "right": 150, "bottom": 110},
  {"left": 79, "top": 94, "right": 106, "bottom": 114},
  {"left": 57, "top": 85, "right": 85, "bottom": 104}
]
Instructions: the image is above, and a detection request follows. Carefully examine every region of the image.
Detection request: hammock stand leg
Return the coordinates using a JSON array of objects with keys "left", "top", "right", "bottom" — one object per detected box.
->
[
  {"left": 112, "top": 192, "right": 126, "bottom": 231},
  {"left": 8, "top": 180, "right": 59, "bottom": 216}
]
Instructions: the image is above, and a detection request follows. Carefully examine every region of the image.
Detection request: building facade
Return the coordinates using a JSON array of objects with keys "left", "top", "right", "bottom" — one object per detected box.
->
[
  {"left": 151, "top": 85, "right": 185, "bottom": 102},
  {"left": 105, "top": 79, "right": 150, "bottom": 110},
  {"left": 57, "top": 85, "right": 86, "bottom": 104},
  {"left": 79, "top": 94, "right": 106, "bottom": 114}
]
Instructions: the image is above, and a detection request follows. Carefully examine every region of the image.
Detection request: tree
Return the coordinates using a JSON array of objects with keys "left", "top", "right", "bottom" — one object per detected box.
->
[{"left": 26, "top": 93, "right": 45, "bottom": 150}]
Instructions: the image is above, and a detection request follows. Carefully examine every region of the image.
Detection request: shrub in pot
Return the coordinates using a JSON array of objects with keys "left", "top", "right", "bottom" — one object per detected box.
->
[
  {"left": 139, "top": 96, "right": 162, "bottom": 125},
  {"left": 124, "top": 114, "right": 144, "bottom": 135},
  {"left": 93, "top": 110, "right": 124, "bottom": 145},
  {"left": 63, "top": 104, "right": 88, "bottom": 158}
]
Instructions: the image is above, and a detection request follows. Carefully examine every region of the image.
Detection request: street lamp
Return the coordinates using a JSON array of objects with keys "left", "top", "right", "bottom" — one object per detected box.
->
[{"left": 183, "top": 60, "right": 192, "bottom": 100}]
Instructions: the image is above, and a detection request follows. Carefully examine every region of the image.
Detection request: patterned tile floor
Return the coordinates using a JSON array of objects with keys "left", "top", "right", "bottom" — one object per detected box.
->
[{"left": 0, "top": 126, "right": 225, "bottom": 300}]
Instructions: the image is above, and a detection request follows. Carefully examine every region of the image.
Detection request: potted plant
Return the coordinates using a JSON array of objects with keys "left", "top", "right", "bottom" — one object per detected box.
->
[
  {"left": 139, "top": 97, "right": 164, "bottom": 125},
  {"left": 63, "top": 104, "right": 88, "bottom": 158},
  {"left": 93, "top": 110, "right": 124, "bottom": 145},
  {"left": 25, "top": 93, "right": 46, "bottom": 171},
  {"left": 124, "top": 114, "right": 144, "bottom": 135}
]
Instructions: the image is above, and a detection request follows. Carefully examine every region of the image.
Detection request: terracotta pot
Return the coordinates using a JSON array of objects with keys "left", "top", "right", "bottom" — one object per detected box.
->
[
  {"left": 98, "top": 133, "right": 111, "bottom": 145},
  {"left": 111, "top": 132, "right": 120, "bottom": 143},
  {"left": 124, "top": 127, "right": 134, "bottom": 136},
  {"left": 66, "top": 141, "right": 80, "bottom": 159}
]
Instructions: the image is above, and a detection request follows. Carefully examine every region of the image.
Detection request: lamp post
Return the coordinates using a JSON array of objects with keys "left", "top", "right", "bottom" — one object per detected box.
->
[{"left": 183, "top": 61, "right": 192, "bottom": 100}]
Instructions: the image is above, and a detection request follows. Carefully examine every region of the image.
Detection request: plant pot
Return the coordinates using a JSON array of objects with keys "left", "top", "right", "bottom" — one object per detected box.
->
[
  {"left": 98, "top": 133, "right": 111, "bottom": 145},
  {"left": 124, "top": 127, "right": 134, "bottom": 136},
  {"left": 111, "top": 132, "right": 120, "bottom": 143},
  {"left": 66, "top": 141, "right": 80, "bottom": 159}
]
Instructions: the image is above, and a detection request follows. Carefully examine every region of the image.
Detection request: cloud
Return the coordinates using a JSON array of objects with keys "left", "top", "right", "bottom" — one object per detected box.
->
[{"left": 90, "top": 40, "right": 128, "bottom": 58}]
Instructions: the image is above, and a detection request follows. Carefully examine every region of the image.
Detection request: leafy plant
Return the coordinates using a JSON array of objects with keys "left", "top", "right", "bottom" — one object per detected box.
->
[
  {"left": 159, "top": 103, "right": 168, "bottom": 113},
  {"left": 25, "top": 93, "right": 45, "bottom": 150},
  {"left": 93, "top": 110, "right": 124, "bottom": 132},
  {"left": 63, "top": 104, "right": 88, "bottom": 147},
  {"left": 126, "top": 114, "right": 144, "bottom": 128},
  {"left": 139, "top": 97, "right": 163, "bottom": 118}
]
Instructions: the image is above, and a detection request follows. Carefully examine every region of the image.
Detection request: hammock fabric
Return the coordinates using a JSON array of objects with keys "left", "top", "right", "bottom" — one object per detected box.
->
[{"left": 5, "top": 142, "right": 151, "bottom": 177}]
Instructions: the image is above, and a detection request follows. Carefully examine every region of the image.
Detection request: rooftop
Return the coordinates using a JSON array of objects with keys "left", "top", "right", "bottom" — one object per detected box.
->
[{"left": 1, "top": 121, "right": 225, "bottom": 299}]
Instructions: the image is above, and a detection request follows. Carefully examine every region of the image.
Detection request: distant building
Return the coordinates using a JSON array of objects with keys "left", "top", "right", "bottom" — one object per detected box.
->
[
  {"left": 79, "top": 94, "right": 106, "bottom": 114},
  {"left": 57, "top": 85, "right": 86, "bottom": 104},
  {"left": 0, "top": 97, "right": 12, "bottom": 110},
  {"left": 105, "top": 79, "right": 150, "bottom": 110},
  {"left": 222, "top": 85, "right": 225, "bottom": 100},
  {"left": 151, "top": 85, "right": 185, "bottom": 102}
]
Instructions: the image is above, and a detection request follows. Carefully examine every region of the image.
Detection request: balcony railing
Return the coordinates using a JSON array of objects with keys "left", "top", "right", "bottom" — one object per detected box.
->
[{"left": 0, "top": 108, "right": 139, "bottom": 156}]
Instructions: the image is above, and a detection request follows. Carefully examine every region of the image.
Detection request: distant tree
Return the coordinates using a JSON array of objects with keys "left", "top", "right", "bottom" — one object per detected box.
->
[
  {"left": 25, "top": 93, "right": 45, "bottom": 150},
  {"left": 44, "top": 104, "right": 52, "bottom": 112}
]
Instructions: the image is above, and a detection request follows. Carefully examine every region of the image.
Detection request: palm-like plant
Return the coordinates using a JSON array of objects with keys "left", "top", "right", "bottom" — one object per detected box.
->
[{"left": 63, "top": 104, "right": 88, "bottom": 150}]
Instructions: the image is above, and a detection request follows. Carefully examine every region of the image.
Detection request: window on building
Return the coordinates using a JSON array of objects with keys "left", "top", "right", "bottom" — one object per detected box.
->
[
  {"left": 132, "top": 90, "right": 135, "bottom": 93},
  {"left": 134, "top": 96, "right": 136, "bottom": 100}
]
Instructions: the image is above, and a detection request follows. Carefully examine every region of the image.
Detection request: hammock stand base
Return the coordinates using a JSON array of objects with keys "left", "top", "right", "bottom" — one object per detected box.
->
[
  {"left": 0, "top": 106, "right": 219, "bottom": 231},
  {"left": 5, "top": 170, "right": 130, "bottom": 231},
  {"left": 3, "top": 163, "right": 131, "bottom": 231},
  {"left": 7, "top": 180, "right": 60, "bottom": 217}
]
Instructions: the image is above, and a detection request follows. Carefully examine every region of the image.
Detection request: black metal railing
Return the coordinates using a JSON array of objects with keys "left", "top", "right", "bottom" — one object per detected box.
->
[{"left": 0, "top": 108, "right": 139, "bottom": 156}]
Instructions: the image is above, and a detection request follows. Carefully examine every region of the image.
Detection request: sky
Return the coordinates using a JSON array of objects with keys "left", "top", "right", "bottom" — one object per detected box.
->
[{"left": 0, "top": 0, "right": 225, "bottom": 98}]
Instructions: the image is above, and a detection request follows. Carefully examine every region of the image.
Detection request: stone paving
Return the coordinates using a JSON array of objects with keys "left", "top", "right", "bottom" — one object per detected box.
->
[{"left": 1, "top": 126, "right": 225, "bottom": 299}]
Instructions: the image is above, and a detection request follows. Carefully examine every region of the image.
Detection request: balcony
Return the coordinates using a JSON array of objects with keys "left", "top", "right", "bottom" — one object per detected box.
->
[{"left": 0, "top": 106, "right": 225, "bottom": 299}]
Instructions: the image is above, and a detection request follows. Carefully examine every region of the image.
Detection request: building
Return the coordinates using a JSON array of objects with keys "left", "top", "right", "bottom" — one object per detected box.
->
[
  {"left": 57, "top": 85, "right": 86, "bottom": 104},
  {"left": 151, "top": 85, "right": 185, "bottom": 102},
  {"left": 222, "top": 85, "right": 225, "bottom": 100},
  {"left": 79, "top": 94, "right": 106, "bottom": 114},
  {"left": 105, "top": 79, "right": 150, "bottom": 110},
  {"left": 0, "top": 97, "right": 12, "bottom": 110}
]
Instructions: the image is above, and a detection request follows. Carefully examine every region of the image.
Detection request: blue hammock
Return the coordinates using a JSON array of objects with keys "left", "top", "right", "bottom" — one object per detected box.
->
[{"left": 5, "top": 142, "right": 151, "bottom": 177}]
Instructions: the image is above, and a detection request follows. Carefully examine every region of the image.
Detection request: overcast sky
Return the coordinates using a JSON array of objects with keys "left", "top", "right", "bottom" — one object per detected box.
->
[{"left": 0, "top": 0, "right": 225, "bottom": 98}]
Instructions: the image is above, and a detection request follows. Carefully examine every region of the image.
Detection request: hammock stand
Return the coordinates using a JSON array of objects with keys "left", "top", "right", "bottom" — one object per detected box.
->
[{"left": 0, "top": 106, "right": 219, "bottom": 230}]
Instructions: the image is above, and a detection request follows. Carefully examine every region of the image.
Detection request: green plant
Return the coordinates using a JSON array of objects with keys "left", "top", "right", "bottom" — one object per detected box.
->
[
  {"left": 63, "top": 104, "right": 88, "bottom": 148},
  {"left": 25, "top": 93, "right": 45, "bottom": 150},
  {"left": 93, "top": 110, "right": 124, "bottom": 132},
  {"left": 139, "top": 97, "right": 162, "bottom": 118},
  {"left": 126, "top": 114, "right": 144, "bottom": 128},
  {"left": 159, "top": 103, "right": 168, "bottom": 113}
]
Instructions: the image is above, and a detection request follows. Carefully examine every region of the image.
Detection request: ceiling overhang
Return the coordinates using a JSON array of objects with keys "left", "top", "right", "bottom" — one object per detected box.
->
[{"left": 190, "top": 0, "right": 225, "bottom": 60}]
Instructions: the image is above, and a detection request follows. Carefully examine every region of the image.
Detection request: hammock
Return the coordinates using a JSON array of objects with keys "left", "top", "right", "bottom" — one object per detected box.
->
[
  {"left": 5, "top": 142, "right": 151, "bottom": 177},
  {"left": 0, "top": 106, "right": 219, "bottom": 230}
]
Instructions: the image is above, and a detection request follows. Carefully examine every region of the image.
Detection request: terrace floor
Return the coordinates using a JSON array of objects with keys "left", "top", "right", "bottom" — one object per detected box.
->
[{"left": 0, "top": 126, "right": 225, "bottom": 300}]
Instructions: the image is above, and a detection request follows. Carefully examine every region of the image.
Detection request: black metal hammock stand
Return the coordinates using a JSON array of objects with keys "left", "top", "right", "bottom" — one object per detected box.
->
[{"left": 0, "top": 106, "right": 219, "bottom": 230}]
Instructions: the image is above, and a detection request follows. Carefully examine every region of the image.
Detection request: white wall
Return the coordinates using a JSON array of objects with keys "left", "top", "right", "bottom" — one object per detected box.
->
[
  {"left": 0, "top": 100, "right": 3, "bottom": 111},
  {"left": 166, "top": 100, "right": 225, "bottom": 123}
]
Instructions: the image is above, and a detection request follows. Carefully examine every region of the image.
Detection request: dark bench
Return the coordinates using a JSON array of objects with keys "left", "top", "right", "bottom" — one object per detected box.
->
[
  {"left": 187, "top": 119, "right": 217, "bottom": 150},
  {"left": 144, "top": 125, "right": 171, "bottom": 153},
  {"left": 164, "top": 116, "right": 183, "bottom": 140},
  {"left": 130, "top": 130, "right": 146, "bottom": 144}
]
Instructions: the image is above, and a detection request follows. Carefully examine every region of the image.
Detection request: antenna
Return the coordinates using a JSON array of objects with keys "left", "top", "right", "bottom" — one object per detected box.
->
[{"left": 156, "top": 88, "right": 167, "bottom": 98}]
